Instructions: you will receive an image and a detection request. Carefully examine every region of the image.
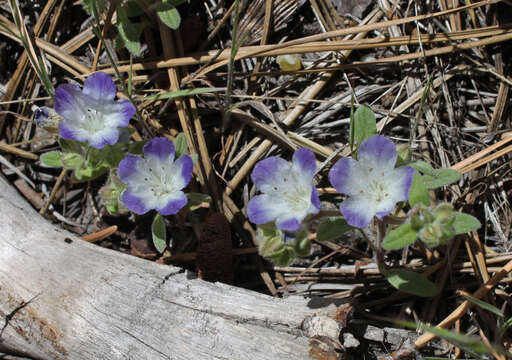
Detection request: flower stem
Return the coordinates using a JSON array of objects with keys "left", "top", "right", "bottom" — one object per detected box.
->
[{"left": 375, "top": 220, "right": 389, "bottom": 275}]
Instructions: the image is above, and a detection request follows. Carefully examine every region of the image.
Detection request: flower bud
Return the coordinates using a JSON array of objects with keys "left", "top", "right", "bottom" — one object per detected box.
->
[
  {"left": 396, "top": 143, "right": 411, "bottom": 166},
  {"left": 410, "top": 205, "right": 434, "bottom": 230},
  {"left": 419, "top": 223, "right": 443, "bottom": 247},
  {"left": 433, "top": 203, "right": 455, "bottom": 227},
  {"left": 33, "top": 106, "right": 62, "bottom": 134}
]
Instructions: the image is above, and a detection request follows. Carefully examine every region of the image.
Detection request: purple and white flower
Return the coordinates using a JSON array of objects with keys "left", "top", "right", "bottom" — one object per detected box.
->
[
  {"left": 54, "top": 72, "right": 135, "bottom": 149},
  {"left": 248, "top": 148, "right": 320, "bottom": 232},
  {"left": 329, "top": 135, "right": 414, "bottom": 228},
  {"left": 118, "top": 137, "right": 193, "bottom": 216}
]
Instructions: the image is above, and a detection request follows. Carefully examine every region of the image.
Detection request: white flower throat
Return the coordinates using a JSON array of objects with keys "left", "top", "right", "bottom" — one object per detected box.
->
[
  {"left": 84, "top": 108, "right": 106, "bottom": 134},
  {"left": 361, "top": 167, "right": 390, "bottom": 203},
  {"left": 271, "top": 168, "right": 310, "bottom": 211},
  {"left": 140, "top": 161, "right": 177, "bottom": 197}
]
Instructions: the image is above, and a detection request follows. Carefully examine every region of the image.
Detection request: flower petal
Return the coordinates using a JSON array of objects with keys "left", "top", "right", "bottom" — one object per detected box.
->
[
  {"left": 292, "top": 148, "right": 316, "bottom": 178},
  {"left": 88, "top": 127, "right": 119, "bottom": 149},
  {"left": 309, "top": 186, "right": 321, "bottom": 213},
  {"left": 248, "top": 194, "right": 285, "bottom": 225},
  {"left": 251, "top": 156, "right": 290, "bottom": 191},
  {"left": 357, "top": 135, "right": 397, "bottom": 171},
  {"left": 121, "top": 189, "right": 151, "bottom": 215},
  {"left": 389, "top": 166, "right": 414, "bottom": 202},
  {"left": 82, "top": 72, "right": 116, "bottom": 101},
  {"left": 328, "top": 157, "right": 362, "bottom": 196},
  {"left": 106, "top": 98, "right": 135, "bottom": 128},
  {"left": 173, "top": 154, "right": 193, "bottom": 190},
  {"left": 54, "top": 84, "right": 82, "bottom": 121},
  {"left": 276, "top": 216, "right": 302, "bottom": 232},
  {"left": 156, "top": 191, "right": 187, "bottom": 215},
  {"left": 340, "top": 195, "right": 376, "bottom": 228},
  {"left": 58, "top": 121, "right": 82, "bottom": 142},
  {"left": 143, "top": 137, "right": 175, "bottom": 162},
  {"left": 118, "top": 154, "right": 142, "bottom": 184}
]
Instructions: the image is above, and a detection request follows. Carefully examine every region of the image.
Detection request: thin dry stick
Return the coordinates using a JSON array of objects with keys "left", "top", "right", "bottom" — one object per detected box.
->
[
  {"left": 224, "top": 8, "right": 383, "bottom": 196},
  {"left": 487, "top": 36, "right": 509, "bottom": 131},
  {"left": 230, "top": 31, "right": 512, "bottom": 80},
  {"left": 13, "top": 0, "right": 66, "bottom": 141},
  {"left": 459, "top": 144, "right": 512, "bottom": 174},
  {"left": 98, "top": 25, "right": 511, "bottom": 74},
  {"left": 414, "top": 260, "right": 512, "bottom": 349},
  {"left": 0, "top": 15, "right": 90, "bottom": 75},
  {"left": 162, "top": 247, "right": 258, "bottom": 263},
  {"left": 175, "top": 29, "right": 222, "bottom": 211},
  {"left": 451, "top": 136, "right": 512, "bottom": 172},
  {"left": 158, "top": 22, "right": 207, "bottom": 191},
  {"left": 40, "top": 169, "right": 68, "bottom": 215},
  {"left": 0, "top": 142, "right": 38, "bottom": 160},
  {"left": 184, "top": 0, "right": 498, "bottom": 81},
  {"left": 81, "top": 226, "right": 118, "bottom": 243},
  {"left": 0, "top": 0, "right": 58, "bottom": 132},
  {"left": 199, "top": 1, "right": 237, "bottom": 50}
]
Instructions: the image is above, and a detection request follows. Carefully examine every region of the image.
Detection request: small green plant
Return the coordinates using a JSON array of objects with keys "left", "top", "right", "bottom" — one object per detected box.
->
[
  {"left": 250, "top": 105, "right": 481, "bottom": 297},
  {"left": 38, "top": 72, "right": 211, "bottom": 252},
  {"left": 83, "top": 0, "right": 186, "bottom": 56}
]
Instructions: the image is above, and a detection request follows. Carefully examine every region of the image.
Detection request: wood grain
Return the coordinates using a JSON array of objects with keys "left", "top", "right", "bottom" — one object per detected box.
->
[{"left": 0, "top": 174, "right": 336, "bottom": 359}]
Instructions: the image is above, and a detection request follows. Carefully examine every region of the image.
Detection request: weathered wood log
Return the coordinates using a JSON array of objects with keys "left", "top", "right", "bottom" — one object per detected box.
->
[{"left": 0, "top": 174, "right": 338, "bottom": 360}]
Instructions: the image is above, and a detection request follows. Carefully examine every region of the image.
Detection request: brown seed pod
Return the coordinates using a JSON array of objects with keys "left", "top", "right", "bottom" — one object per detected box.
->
[{"left": 196, "top": 213, "right": 233, "bottom": 284}]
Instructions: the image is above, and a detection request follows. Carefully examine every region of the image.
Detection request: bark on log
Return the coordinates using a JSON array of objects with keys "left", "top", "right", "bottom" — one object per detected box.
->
[{"left": 0, "top": 175, "right": 337, "bottom": 360}]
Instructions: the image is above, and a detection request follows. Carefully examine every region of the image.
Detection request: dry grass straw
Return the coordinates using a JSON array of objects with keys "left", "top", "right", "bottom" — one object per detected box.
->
[{"left": 1, "top": 0, "right": 512, "bottom": 355}]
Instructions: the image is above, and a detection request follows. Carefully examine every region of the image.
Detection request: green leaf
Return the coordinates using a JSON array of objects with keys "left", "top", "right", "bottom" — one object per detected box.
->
[
  {"left": 382, "top": 223, "right": 419, "bottom": 250},
  {"left": 156, "top": 0, "right": 181, "bottom": 29},
  {"left": 174, "top": 133, "right": 188, "bottom": 158},
  {"left": 104, "top": 144, "right": 126, "bottom": 168},
  {"left": 293, "top": 230, "right": 310, "bottom": 257},
  {"left": 408, "top": 172, "right": 430, "bottom": 207},
  {"left": 409, "top": 161, "right": 437, "bottom": 176},
  {"left": 317, "top": 217, "right": 351, "bottom": 242},
  {"left": 61, "top": 153, "right": 83, "bottom": 169},
  {"left": 462, "top": 295, "right": 503, "bottom": 317},
  {"left": 152, "top": 213, "right": 167, "bottom": 253},
  {"left": 185, "top": 192, "right": 211, "bottom": 211},
  {"left": 40, "top": 151, "right": 64, "bottom": 168},
  {"left": 395, "top": 143, "right": 411, "bottom": 167},
  {"left": 268, "top": 247, "right": 296, "bottom": 267},
  {"left": 128, "top": 140, "right": 147, "bottom": 154},
  {"left": 453, "top": 212, "right": 481, "bottom": 234},
  {"left": 123, "top": 0, "right": 145, "bottom": 17},
  {"left": 352, "top": 105, "right": 377, "bottom": 146},
  {"left": 386, "top": 269, "right": 439, "bottom": 297},
  {"left": 144, "top": 87, "right": 226, "bottom": 101},
  {"left": 259, "top": 233, "right": 284, "bottom": 258},
  {"left": 99, "top": 177, "right": 128, "bottom": 215},
  {"left": 59, "top": 138, "right": 83, "bottom": 154},
  {"left": 422, "top": 168, "right": 460, "bottom": 189},
  {"left": 73, "top": 164, "right": 109, "bottom": 182},
  {"left": 399, "top": 321, "right": 493, "bottom": 355},
  {"left": 116, "top": 5, "right": 142, "bottom": 55}
]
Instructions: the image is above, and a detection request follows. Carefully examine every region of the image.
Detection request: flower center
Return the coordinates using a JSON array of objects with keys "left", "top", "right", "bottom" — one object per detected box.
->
[
  {"left": 83, "top": 108, "right": 106, "bottom": 134},
  {"left": 141, "top": 163, "right": 177, "bottom": 197},
  {"left": 272, "top": 170, "right": 311, "bottom": 212},
  {"left": 366, "top": 178, "right": 390, "bottom": 203}
]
